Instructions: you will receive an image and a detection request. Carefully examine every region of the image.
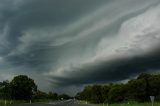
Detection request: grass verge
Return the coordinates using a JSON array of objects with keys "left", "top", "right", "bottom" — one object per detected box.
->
[
  {"left": 90, "top": 102, "right": 160, "bottom": 106},
  {"left": 0, "top": 100, "right": 29, "bottom": 105}
]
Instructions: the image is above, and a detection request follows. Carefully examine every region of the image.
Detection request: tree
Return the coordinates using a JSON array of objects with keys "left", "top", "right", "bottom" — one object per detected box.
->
[
  {"left": 126, "top": 79, "right": 147, "bottom": 102},
  {"left": 10, "top": 75, "right": 37, "bottom": 100},
  {"left": 76, "top": 73, "right": 160, "bottom": 103},
  {"left": 90, "top": 85, "right": 103, "bottom": 103},
  {"left": 48, "top": 92, "right": 58, "bottom": 100},
  {"left": 32, "top": 90, "right": 48, "bottom": 100},
  {"left": 101, "top": 85, "right": 110, "bottom": 103},
  {"left": 77, "top": 86, "right": 92, "bottom": 101},
  {"left": 0, "top": 80, "right": 11, "bottom": 99},
  {"left": 148, "top": 74, "right": 160, "bottom": 100},
  {"left": 108, "top": 84, "right": 125, "bottom": 103}
]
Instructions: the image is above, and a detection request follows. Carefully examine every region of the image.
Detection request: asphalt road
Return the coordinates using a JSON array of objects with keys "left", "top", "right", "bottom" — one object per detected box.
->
[{"left": 6, "top": 100, "right": 90, "bottom": 106}]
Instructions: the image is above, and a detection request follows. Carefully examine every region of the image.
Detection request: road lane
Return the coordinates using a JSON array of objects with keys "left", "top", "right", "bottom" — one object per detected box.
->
[{"left": 6, "top": 100, "right": 90, "bottom": 106}]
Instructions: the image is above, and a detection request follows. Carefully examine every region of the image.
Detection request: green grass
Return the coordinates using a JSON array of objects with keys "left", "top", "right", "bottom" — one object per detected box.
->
[
  {"left": 0, "top": 100, "right": 28, "bottom": 105},
  {"left": 90, "top": 102, "right": 160, "bottom": 106},
  {"left": 79, "top": 101, "right": 160, "bottom": 106},
  {"left": 0, "top": 99, "right": 54, "bottom": 105}
]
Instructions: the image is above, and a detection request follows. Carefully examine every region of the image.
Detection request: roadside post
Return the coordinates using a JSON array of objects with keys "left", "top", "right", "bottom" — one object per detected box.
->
[
  {"left": 150, "top": 96, "right": 155, "bottom": 106},
  {"left": 4, "top": 100, "right": 7, "bottom": 105},
  {"left": 86, "top": 101, "right": 87, "bottom": 104},
  {"left": 30, "top": 100, "right": 32, "bottom": 104}
]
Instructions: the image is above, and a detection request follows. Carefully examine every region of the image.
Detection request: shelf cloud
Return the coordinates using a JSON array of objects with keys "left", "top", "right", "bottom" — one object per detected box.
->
[{"left": 0, "top": 0, "right": 160, "bottom": 95}]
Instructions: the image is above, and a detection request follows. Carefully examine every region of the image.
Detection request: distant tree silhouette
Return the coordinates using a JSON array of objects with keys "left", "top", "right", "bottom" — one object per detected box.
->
[
  {"left": 76, "top": 73, "right": 160, "bottom": 103},
  {"left": 10, "top": 75, "right": 37, "bottom": 100}
]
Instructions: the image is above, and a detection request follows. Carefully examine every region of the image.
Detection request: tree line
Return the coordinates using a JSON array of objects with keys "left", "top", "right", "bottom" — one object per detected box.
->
[
  {"left": 75, "top": 73, "right": 160, "bottom": 103},
  {"left": 0, "top": 75, "right": 71, "bottom": 101}
]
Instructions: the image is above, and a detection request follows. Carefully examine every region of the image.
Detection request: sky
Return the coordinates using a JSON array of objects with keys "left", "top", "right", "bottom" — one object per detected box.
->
[{"left": 0, "top": 0, "right": 160, "bottom": 95}]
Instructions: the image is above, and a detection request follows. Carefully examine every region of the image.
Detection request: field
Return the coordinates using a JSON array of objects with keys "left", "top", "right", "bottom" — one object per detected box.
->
[
  {"left": 90, "top": 102, "right": 159, "bottom": 106},
  {"left": 0, "top": 100, "right": 28, "bottom": 105}
]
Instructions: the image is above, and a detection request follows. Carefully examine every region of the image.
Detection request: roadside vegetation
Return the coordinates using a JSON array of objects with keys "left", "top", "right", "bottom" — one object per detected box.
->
[
  {"left": 1, "top": 73, "right": 160, "bottom": 105},
  {"left": 76, "top": 73, "right": 160, "bottom": 105},
  {"left": 0, "top": 75, "right": 71, "bottom": 105},
  {"left": 90, "top": 102, "right": 160, "bottom": 106}
]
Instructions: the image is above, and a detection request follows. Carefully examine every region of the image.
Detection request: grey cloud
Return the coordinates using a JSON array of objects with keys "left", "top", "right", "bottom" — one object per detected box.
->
[
  {"left": 0, "top": 0, "right": 160, "bottom": 95},
  {"left": 50, "top": 50, "right": 160, "bottom": 87}
]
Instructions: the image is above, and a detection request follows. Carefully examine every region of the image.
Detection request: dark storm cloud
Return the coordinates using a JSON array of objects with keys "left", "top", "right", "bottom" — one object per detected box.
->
[
  {"left": 0, "top": 0, "right": 110, "bottom": 67},
  {"left": 51, "top": 50, "right": 160, "bottom": 87},
  {"left": 0, "top": 0, "right": 160, "bottom": 94}
]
